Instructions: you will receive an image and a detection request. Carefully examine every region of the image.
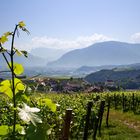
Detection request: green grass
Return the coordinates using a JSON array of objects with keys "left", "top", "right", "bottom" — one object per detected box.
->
[
  {"left": 91, "top": 109, "right": 140, "bottom": 140},
  {"left": 96, "top": 119, "right": 140, "bottom": 140}
]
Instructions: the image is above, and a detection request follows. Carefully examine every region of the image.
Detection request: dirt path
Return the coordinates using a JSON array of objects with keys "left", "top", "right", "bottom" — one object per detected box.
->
[
  {"left": 119, "top": 120, "right": 140, "bottom": 132},
  {"left": 108, "top": 110, "right": 140, "bottom": 132}
]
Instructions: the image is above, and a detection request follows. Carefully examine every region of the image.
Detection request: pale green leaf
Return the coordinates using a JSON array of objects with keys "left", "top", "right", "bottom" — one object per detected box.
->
[
  {"left": 0, "top": 80, "right": 13, "bottom": 99},
  {"left": 0, "top": 86, "right": 13, "bottom": 99},
  {"left": 0, "top": 78, "right": 25, "bottom": 98},
  {"left": 8, "top": 62, "right": 24, "bottom": 75},
  {"left": 2, "top": 87, "right": 12, "bottom": 99},
  {"left": 0, "top": 35, "right": 8, "bottom": 44},
  {"left": 50, "top": 103, "right": 57, "bottom": 112},
  {"left": 15, "top": 124, "right": 25, "bottom": 135},
  {"left": 14, "top": 63, "right": 24, "bottom": 75},
  {"left": 18, "top": 21, "right": 26, "bottom": 28},
  {"left": 1, "top": 80, "right": 11, "bottom": 86},
  {"left": 14, "top": 78, "right": 25, "bottom": 93},
  {"left": 16, "top": 82, "right": 25, "bottom": 91},
  {"left": 21, "top": 94, "right": 30, "bottom": 102},
  {"left": 40, "top": 98, "right": 56, "bottom": 112},
  {"left": 0, "top": 125, "right": 9, "bottom": 135},
  {"left": 42, "top": 98, "right": 52, "bottom": 106}
]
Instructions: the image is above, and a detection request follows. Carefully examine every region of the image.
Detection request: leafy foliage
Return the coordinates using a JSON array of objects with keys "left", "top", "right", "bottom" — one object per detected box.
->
[
  {"left": 0, "top": 22, "right": 58, "bottom": 139},
  {"left": 8, "top": 62, "right": 24, "bottom": 75},
  {"left": 0, "top": 125, "right": 9, "bottom": 135},
  {"left": 0, "top": 78, "right": 25, "bottom": 99}
]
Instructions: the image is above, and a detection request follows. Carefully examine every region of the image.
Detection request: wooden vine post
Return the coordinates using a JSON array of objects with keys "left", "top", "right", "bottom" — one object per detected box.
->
[
  {"left": 98, "top": 101, "right": 105, "bottom": 136},
  {"left": 114, "top": 93, "right": 117, "bottom": 110},
  {"left": 132, "top": 93, "right": 135, "bottom": 112},
  {"left": 106, "top": 97, "right": 110, "bottom": 127},
  {"left": 122, "top": 93, "right": 125, "bottom": 112},
  {"left": 61, "top": 109, "right": 73, "bottom": 140},
  {"left": 93, "top": 100, "right": 105, "bottom": 140},
  {"left": 83, "top": 101, "right": 93, "bottom": 140}
]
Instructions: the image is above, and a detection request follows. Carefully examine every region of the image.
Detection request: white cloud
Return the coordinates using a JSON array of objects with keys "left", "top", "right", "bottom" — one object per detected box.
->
[
  {"left": 16, "top": 33, "right": 115, "bottom": 51},
  {"left": 31, "top": 36, "right": 79, "bottom": 50},
  {"left": 130, "top": 32, "right": 140, "bottom": 43},
  {"left": 31, "top": 34, "right": 115, "bottom": 50}
]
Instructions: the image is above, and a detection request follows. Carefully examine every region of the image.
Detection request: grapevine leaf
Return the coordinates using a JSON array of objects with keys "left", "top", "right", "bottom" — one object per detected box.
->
[
  {"left": 21, "top": 94, "right": 30, "bottom": 102},
  {"left": 0, "top": 80, "right": 13, "bottom": 99},
  {"left": 14, "top": 63, "right": 24, "bottom": 75},
  {"left": 0, "top": 32, "right": 12, "bottom": 44},
  {"left": 0, "top": 85, "right": 13, "bottom": 99},
  {"left": 15, "top": 124, "right": 25, "bottom": 135},
  {"left": 0, "top": 125, "right": 9, "bottom": 135},
  {"left": 0, "top": 78, "right": 25, "bottom": 99},
  {"left": 1, "top": 80, "right": 11, "bottom": 86},
  {"left": 8, "top": 63, "right": 24, "bottom": 75},
  {"left": 14, "top": 78, "right": 25, "bottom": 93},
  {"left": 50, "top": 103, "right": 57, "bottom": 112},
  {"left": 39, "top": 98, "right": 56, "bottom": 112},
  {"left": 0, "top": 35, "right": 8, "bottom": 44},
  {"left": 16, "top": 82, "right": 25, "bottom": 91},
  {"left": 18, "top": 21, "right": 26, "bottom": 28}
]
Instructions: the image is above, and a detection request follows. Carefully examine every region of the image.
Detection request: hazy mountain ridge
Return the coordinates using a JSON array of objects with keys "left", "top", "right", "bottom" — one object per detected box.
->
[
  {"left": 47, "top": 41, "right": 140, "bottom": 68},
  {"left": 74, "top": 63, "right": 140, "bottom": 76},
  {"left": 30, "top": 47, "right": 68, "bottom": 62},
  {"left": 74, "top": 65, "right": 117, "bottom": 75},
  {"left": 84, "top": 68, "right": 140, "bottom": 83},
  {"left": 2, "top": 41, "right": 140, "bottom": 77}
]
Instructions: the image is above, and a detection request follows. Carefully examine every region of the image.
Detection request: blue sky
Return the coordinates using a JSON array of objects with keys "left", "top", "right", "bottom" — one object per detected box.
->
[{"left": 0, "top": 0, "right": 140, "bottom": 50}]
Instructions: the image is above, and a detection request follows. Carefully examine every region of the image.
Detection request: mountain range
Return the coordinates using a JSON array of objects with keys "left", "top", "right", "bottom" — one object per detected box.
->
[
  {"left": 84, "top": 67, "right": 140, "bottom": 83},
  {"left": 84, "top": 66, "right": 140, "bottom": 89},
  {"left": 74, "top": 63, "right": 140, "bottom": 76},
  {"left": 47, "top": 41, "right": 140, "bottom": 69},
  {"left": 30, "top": 47, "right": 67, "bottom": 62},
  {"left": 0, "top": 47, "right": 67, "bottom": 68},
  {"left": 1, "top": 41, "right": 140, "bottom": 76}
]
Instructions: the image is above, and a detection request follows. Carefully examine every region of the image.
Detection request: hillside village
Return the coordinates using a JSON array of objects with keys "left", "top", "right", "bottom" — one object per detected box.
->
[
  {"left": 1, "top": 66, "right": 140, "bottom": 94},
  {"left": 23, "top": 77, "right": 119, "bottom": 93}
]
